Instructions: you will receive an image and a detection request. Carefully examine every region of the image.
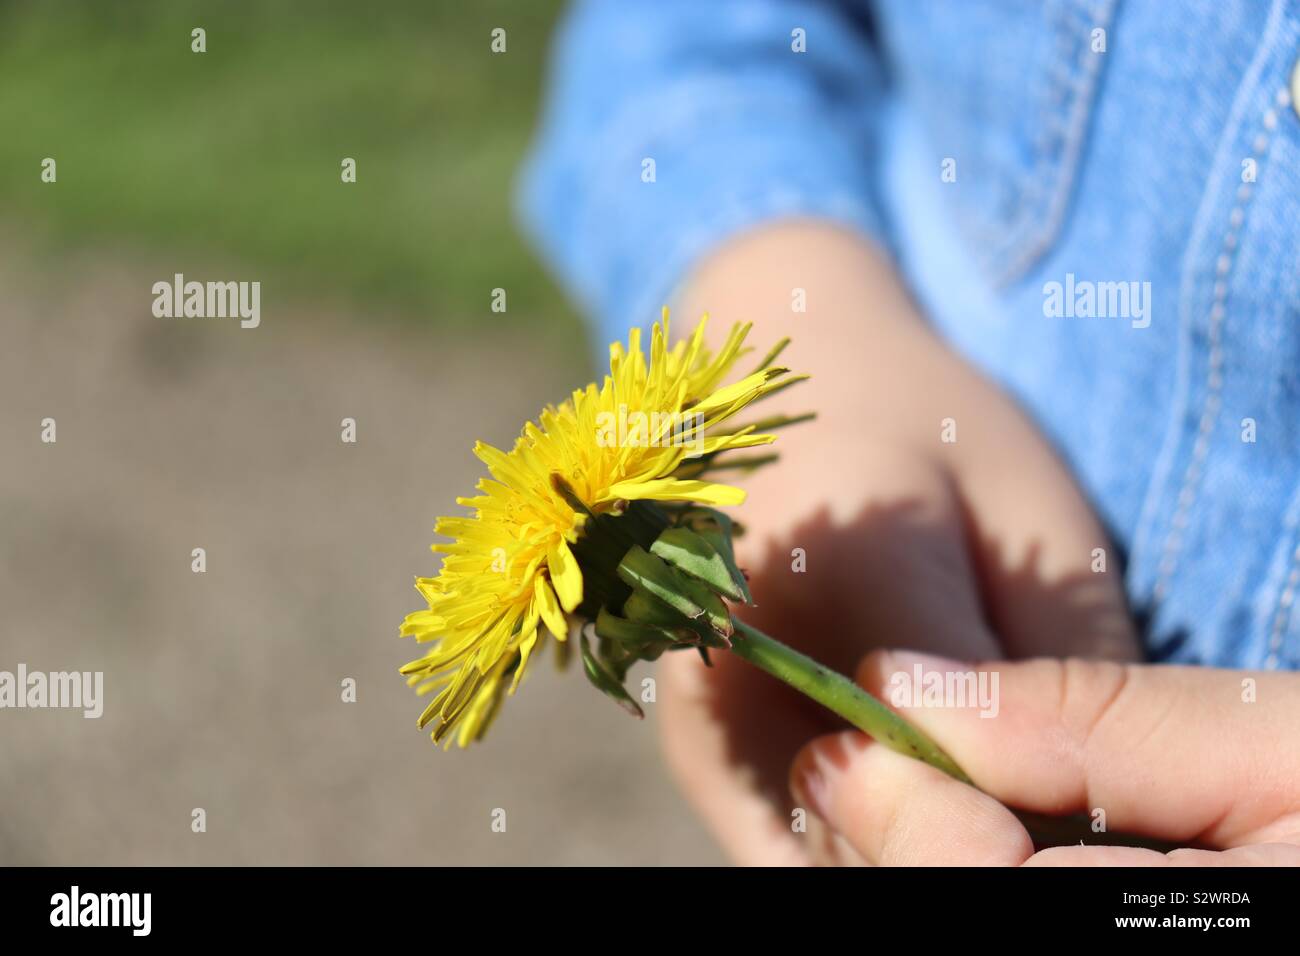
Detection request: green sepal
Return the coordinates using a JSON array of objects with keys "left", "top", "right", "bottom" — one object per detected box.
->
[
  {"left": 595, "top": 607, "right": 674, "bottom": 652},
  {"left": 622, "top": 590, "right": 689, "bottom": 629},
  {"left": 578, "top": 630, "right": 643, "bottom": 719},
  {"left": 678, "top": 508, "right": 752, "bottom": 604},
  {"left": 620, "top": 592, "right": 715, "bottom": 647},
  {"left": 650, "top": 526, "right": 746, "bottom": 603},
  {"left": 617, "top": 544, "right": 733, "bottom": 640}
]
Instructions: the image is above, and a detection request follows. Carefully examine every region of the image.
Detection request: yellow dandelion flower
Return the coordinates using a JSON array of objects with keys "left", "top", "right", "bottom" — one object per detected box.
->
[{"left": 399, "top": 310, "right": 805, "bottom": 747}]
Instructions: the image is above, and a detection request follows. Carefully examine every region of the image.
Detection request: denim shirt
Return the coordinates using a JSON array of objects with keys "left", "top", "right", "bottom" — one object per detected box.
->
[{"left": 518, "top": 0, "right": 1300, "bottom": 672}]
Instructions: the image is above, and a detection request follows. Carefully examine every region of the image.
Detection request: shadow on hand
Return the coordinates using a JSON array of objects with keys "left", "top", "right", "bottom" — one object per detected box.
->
[{"left": 704, "top": 496, "right": 1137, "bottom": 824}]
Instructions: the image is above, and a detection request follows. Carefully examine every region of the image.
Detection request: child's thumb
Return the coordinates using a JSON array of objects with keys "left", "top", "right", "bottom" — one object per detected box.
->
[{"left": 855, "top": 650, "right": 1299, "bottom": 846}]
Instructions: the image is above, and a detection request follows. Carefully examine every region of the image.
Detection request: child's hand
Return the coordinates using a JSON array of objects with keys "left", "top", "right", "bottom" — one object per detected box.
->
[
  {"left": 659, "top": 223, "right": 1141, "bottom": 865},
  {"left": 790, "top": 654, "right": 1300, "bottom": 865}
]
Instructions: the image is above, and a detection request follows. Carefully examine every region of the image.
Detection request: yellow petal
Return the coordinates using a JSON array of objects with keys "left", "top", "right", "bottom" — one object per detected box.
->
[
  {"left": 510, "top": 618, "right": 540, "bottom": 694},
  {"left": 547, "top": 538, "right": 584, "bottom": 612},
  {"left": 688, "top": 370, "right": 780, "bottom": 417},
  {"left": 698, "top": 431, "right": 776, "bottom": 455},
  {"left": 534, "top": 574, "right": 568, "bottom": 640},
  {"left": 602, "top": 477, "right": 746, "bottom": 506},
  {"left": 399, "top": 609, "right": 446, "bottom": 638}
]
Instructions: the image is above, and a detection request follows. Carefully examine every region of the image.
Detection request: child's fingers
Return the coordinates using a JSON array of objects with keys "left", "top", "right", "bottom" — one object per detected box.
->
[
  {"left": 856, "top": 651, "right": 1300, "bottom": 847},
  {"left": 944, "top": 417, "right": 1140, "bottom": 663},
  {"left": 788, "top": 728, "right": 1300, "bottom": 866},
  {"left": 1025, "top": 843, "right": 1300, "bottom": 866},
  {"left": 789, "top": 730, "right": 1034, "bottom": 866}
]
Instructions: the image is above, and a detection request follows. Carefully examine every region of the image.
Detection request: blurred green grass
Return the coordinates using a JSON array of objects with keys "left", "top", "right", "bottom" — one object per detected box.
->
[{"left": 0, "top": 0, "right": 581, "bottom": 339}]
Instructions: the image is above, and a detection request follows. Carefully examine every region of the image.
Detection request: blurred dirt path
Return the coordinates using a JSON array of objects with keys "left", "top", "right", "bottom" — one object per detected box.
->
[{"left": 0, "top": 248, "right": 723, "bottom": 865}]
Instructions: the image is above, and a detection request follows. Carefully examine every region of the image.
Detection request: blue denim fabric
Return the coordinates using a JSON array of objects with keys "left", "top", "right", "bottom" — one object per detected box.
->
[{"left": 518, "top": 0, "right": 1300, "bottom": 671}]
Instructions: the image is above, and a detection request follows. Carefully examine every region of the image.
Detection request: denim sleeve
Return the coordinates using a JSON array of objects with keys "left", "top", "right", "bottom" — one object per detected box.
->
[{"left": 517, "top": 0, "right": 889, "bottom": 347}]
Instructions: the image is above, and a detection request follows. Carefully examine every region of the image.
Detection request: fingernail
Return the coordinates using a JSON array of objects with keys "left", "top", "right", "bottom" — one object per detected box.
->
[
  {"left": 791, "top": 756, "right": 830, "bottom": 823},
  {"left": 874, "top": 649, "right": 970, "bottom": 704},
  {"left": 883, "top": 649, "right": 967, "bottom": 672},
  {"left": 860, "top": 648, "right": 970, "bottom": 698}
]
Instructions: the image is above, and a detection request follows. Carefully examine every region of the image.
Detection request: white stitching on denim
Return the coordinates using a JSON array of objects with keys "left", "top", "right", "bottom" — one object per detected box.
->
[
  {"left": 994, "top": 0, "right": 1115, "bottom": 287},
  {"left": 981, "top": 0, "right": 1073, "bottom": 266},
  {"left": 1152, "top": 89, "right": 1287, "bottom": 601},
  {"left": 1130, "top": 0, "right": 1285, "bottom": 606},
  {"left": 1262, "top": 85, "right": 1298, "bottom": 670},
  {"left": 1267, "top": 540, "right": 1300, "bottom": 671}
]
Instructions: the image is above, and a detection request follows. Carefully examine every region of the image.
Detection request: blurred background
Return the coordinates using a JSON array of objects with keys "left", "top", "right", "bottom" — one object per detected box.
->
[{"left": 0, "top": 0, "right": 722, "bottom": 864}]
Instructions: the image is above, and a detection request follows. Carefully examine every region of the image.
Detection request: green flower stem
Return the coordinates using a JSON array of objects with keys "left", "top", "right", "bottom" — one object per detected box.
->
[
  {"left": 729, "top": 619, "right": 972, "bottom": 785},
  {"left": 729, "top": 619, "right": 1186, "bottom": 853}
]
